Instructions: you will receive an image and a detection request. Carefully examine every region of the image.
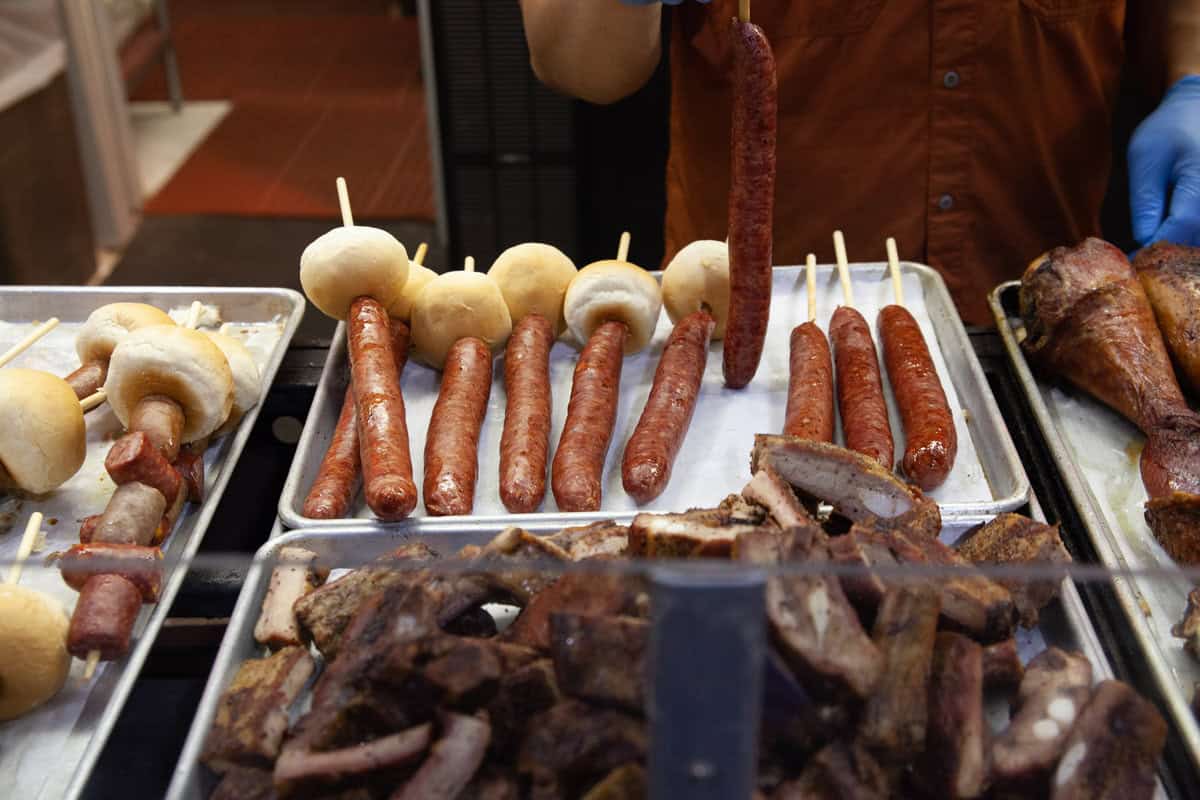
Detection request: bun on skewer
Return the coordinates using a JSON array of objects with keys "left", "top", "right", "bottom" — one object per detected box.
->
[
  {"left": 411, "top": 270, "right": 513, "bottom": 369},
  {"left": 76, "top": 303, "right": 175, "bottom": 365},
  {"left": 0, "top": 369, "right": 86, "bottom": 493},
  {"left": 300, "top": 226, "right": 410, "bottom": 320},
  {"left": 387, "top": 262, "right": 436, "bottom": 323},
  {"left": 0, "top": 584, "right": 70, "bottom": 720},
  {"left": 488, "top": 242, "right": 577, "bottom": 334},
  {"left": 563, "top": 260, "right": 662, "bottom": 354},
  {"left": 105, "top": 326, "right": 234, "bottom": 442},
  {"left": 662, "top": 239, "right": 730, "bottom": 340},
  {"left": 203, "top": 332, "right": 261, "bottom": 436}
]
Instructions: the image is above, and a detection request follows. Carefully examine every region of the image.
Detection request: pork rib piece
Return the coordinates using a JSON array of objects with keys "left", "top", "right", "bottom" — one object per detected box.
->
[
  {"left": 1134, "top": 241, "right": 1200, "bottom": 396},
  {"left": 1020, "top": 238, "right": 1200, "bottom": 561}
]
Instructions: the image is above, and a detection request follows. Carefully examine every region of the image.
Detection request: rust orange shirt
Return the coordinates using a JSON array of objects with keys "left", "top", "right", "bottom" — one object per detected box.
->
[{"left": 666, "top": 0, "right": 1128, "bottom": 324}]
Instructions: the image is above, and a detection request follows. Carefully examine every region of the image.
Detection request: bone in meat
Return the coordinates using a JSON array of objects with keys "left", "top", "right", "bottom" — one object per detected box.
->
[
  {"left": 1145, "top": 491, "right": 1200, "bottom": 564},
  {"left": 390, "top": 713, "right": 491, "bottom": 800},
  {"left": 253, "top": 546, "right": 324, "bottom": 649},
  {"left": 1049, "top": 680, "right": 1166, "bottom": 799},
  {"left": 860, "top": 584, "right": 941, "bottom": 762},
  {"left": 503, "top": 570, "right": 643, "bottom": 652},
  {"left": 201, "top": 646, "right": 314, "bottom": 773},
  {"left": 1133, "top": 241, "right": 1200, "bottom": 396},
  {"left": 739, "top": 527, "right": 883, "bottom": 700},
  {"left": 628, "top": 508, "right": 763, "bottom": 558},
  {"left": 955, "top": 513, "right": 1071, "bottom": 627},
  {"left": 273, "top": 724, "right": 432, "bottom": 788},
  {"left": 742, "top": 465, "right": 815, "bottom": 529},
  {"left": 544, "top": 521, "right": 630, "bottom": 560},
  {"left": 1016, "top": 647, "right": 1093, "bottom": 710},
  {"left": 917, "top": 632, "right": 987, "bottom": 799},
  {"left": 751, "top": 435, "right": 941, "bottom": 538}
]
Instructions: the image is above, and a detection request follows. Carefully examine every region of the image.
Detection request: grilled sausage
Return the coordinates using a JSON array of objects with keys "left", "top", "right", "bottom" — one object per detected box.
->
[
  {"left": 723, "top": 17, "right": 777, "bottom": 390},
  {"left": 878, "top": 305, "right": 957, "bottom": 491},
  {"left": 153, "top": 482, "right": 188, "bottom": 545},
  {"left": 499, "top": 314, "right": 555, "bottom": 513},
  {"left": 92, "top": 481, "right": 167, "bottom": 546},
  {"left": 79, "top": 514, "right": 101, "bottom": 544},
  {"left": 424, "top": 337, "right": 492, "bottom": 516},
  {"left": 784, "top": 321, "right": 835, "bottom": 442},
  {"left": 66, "top": 361, "right": 107, "bottom": 404},
  {"left": 67, "top": 574, "right": 143, "bottom": 660},
  {"left": 552, "top": 321, "right": 627, "bottom": 512},
  {"left": 348, "top": 297, "right": 417, "bottom": 520},
  {"left": 130, "top": 394, "right": 186, "bottom": 462},
  {"left": 830, "top": 306, "right": 894, "bottom": 468},
  {"left": 59, "top": 543, "right": 163, "bottom": 602},
  {"left": 174, "top": 444, "right": 206, "bottom": 503},
  {"left": 105, "top": 431, "right": 181, "bottom": 503},
  {"left": 622, "top": 310, "right": 714, "bottom": 504},
  {"left": 303, "top": 319, "right": 410, "bottom": 519}
]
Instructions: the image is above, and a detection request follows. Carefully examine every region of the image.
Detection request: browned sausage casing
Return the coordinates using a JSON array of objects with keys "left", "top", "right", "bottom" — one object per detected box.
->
[
  {"left": 878, "top": 304, "right": 957, "bottom": 491},
  {"left": 723, "top": 17, "right": 777, "bottom": 390},
  {"left": 59, "top": 543, "right": 163, "bottom": 601},
  {"left": 66, "top": 362, "right": 107, "bottom": 404},
  {"left": 303, "top": 320, "right": 410, "bottom": 519},
  {"left": 830, "top": 306, "right": 894, "bottom": 468},
  {"left": 67, "top": 574, "right": 142, "bottom": 660},
  {"left": 622, "top": 310, "right": 714, "bottom": 504},
  {"left": 130, "top": 395, "right": 186, "bottom": 462},
  {"left": 348, "top": 297, "right": 417, "bottom": 520},
  {"left": 105, "top": 431, "right": 181, "bottom": 503},
  {"left": 175, "top": 444, "right": 206, "bottom": 503},
  {"left": 424, "top": 337, "right": 492, "bottom": 516},
  {"left": 92, "top": 481, "right": 168, "bottom": 546},
  {"left": 552, "top": 321, "right": 628, "bottom": 512},
  {"left": 784, "top": 321, "right": 835, "bottom": 442},
  {"left": 499, "top": 314, "right": 555, "bottom": 513}
]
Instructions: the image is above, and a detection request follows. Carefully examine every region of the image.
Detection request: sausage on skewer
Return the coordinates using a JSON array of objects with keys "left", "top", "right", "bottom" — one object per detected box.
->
[
  {"left": 68, "top": 303, "right": 175, "bottom": 403},
  {"left": 784, "top": 254, "right": 835, "bottom": 442},
  {"left": 490, "top": 242, "right": 577, "bottom": 513},
  {"left": 878, "top": 238, "right": 957, "bottom": 490},
  {"left": 723, "top": 4, "right": 777, "bottom": 389}
]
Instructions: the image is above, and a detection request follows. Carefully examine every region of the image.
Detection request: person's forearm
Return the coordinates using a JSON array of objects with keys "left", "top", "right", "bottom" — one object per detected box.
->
[
  {"left": 1168, "top": 0, "right": 1200, "bottom": 84},
  {"left": 519, "top": 0, "right": 662, "bottom": 104}
]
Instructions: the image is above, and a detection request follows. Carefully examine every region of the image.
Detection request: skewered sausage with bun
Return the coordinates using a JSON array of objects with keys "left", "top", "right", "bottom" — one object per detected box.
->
[{"left": 68, "top": 302, "right": 175, "bottom": 401}]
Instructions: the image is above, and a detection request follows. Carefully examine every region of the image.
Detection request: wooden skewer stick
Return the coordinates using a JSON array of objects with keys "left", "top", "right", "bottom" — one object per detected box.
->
[
  {"left": 806, "top": 253, "right": 818, "bottom": 324},
  {"left": 616, "top": 231, "right": 631, "bottom": 263},
  {"left": 336, "top": 176, "right": 354, "bottom": 227},
  {"left": 885, "top": 237, "right": 904, "bottom": 307},
  {"left": 80, "top": 389, "right": 107, "bottom": 412},
  {"left": 6, "top": 512, "right": 43, "bottom": 585},
  {"left": 832, "top": 230, "right": 854, "bottom": 307},
  {"left": 412, "top": 242, "right": 428, "bottom": 267},
  {"left": 738, "top": 0, "right": 750, "bottom": 23},
  {"left": 0, "top": 318, "right": 59, "bottom": 368},
  {"left": 83, "top": 651, "right": 100, "bottom": 680},
  {"left": 184, "top": 300, "right": 204, "bottom": 330},
  {"left": 464, "top": 256, "right": 475, "bottom": 273}
]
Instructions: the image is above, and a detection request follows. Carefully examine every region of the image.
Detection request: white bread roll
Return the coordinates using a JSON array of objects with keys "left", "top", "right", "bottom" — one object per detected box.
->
[
  {"left": 563, "top": 260, "right": 662, "bottom": 354},
  {"left": 106, "top": 325, "right": 234, "bottom": 443},
  {"left": 488, "top": 242, "right": 577, "bottom": 334},
  {"left": 204, "top": 332, "right": 261, "bottom": 437},
  {"left": 410, "top": 271, "right": 512, "bottom": 369},
  {"left": 300, "top": 226, "right": 409, "bottom": 320},
  {"left": 0, "top": 369, "right": 86, "bottom": 494},
  {"left": 662, "top": 239, "right": 730, "bottom": 339},
  {"left": 76, "top": 302, "right": 175, "bottom": 365},
  {"left": 387, "top": 262, "right": 436, "bottom": 322},
  {"left": 0, "top": 585, "right": 70, "bottom": 720}
]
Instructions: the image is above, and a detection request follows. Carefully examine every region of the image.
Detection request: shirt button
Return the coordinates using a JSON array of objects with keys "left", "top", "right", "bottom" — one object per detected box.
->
[
  {"left": 938, "top": 193, "right": 954, "bottom": 210},
  {"left": 943, "top": 70, "right": 960, "bottom": 89}
]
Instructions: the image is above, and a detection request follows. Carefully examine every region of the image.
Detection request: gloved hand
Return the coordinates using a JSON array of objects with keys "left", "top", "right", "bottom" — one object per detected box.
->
[{"left": 1130, "top": 75, "right": 1200, "bottom": 247}]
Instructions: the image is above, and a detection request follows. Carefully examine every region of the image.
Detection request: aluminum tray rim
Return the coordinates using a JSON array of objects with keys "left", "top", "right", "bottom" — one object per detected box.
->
[
  {"left": 24, "top": 286, "right": 308, "bottom": 800},
  {"left": 278, "top": 262, "right": 1029, "bottom": 530},
  {"left": 989, "top": 279, "right": 1200, "bottom": 776}
]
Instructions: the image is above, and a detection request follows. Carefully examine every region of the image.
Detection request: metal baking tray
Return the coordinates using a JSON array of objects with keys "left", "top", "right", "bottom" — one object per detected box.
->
[
  {"left": 991, "top": 279, "right": 1200, "bottom": 774},
  {"left": 168, "top": 504, "right": 1129, "bottom": 800},
  {"left": 280, "top": 262, "right": 1028, "bottom": 529},
  {"left": 0, "top": 286, "right": 304, "bottom": 800}
]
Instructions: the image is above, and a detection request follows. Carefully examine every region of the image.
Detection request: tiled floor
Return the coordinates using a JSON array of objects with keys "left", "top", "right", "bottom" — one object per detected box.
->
[{"left": 129, "top": 100, "right": 231, "bottom": 197}]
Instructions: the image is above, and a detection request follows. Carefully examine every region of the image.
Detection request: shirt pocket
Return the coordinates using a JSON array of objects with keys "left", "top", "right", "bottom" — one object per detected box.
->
[
  {"left": 1019, "top": 0, "right": 1123, "bottom": 23},
  {"left": 757, "top": 0, "right": 887, "bottom": 38}
]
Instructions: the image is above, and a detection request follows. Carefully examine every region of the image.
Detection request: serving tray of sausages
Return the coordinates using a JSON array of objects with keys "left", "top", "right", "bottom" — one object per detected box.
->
[
  {"left": 991, "top": 278, "right": 1200, "bottom": 774},
  {"left": 280, "top": 261, "right": 1028, "bottom": 529},
  {"left": 0, "top": 286, "right": 304, "bottom": 800},
  {"left": 165, "top": 493, "right": 1160, "bottom": 800}
]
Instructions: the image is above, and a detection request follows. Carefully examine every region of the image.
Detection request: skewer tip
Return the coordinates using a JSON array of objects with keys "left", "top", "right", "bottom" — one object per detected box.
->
[
  {"left": 464, "top": 256, "right": 475, "bottom": 273},
  {"left": 335, "top": 176, "right": 354, "bottom": 227},
  {"left": 412, "top": 242, "right": 428, "bottom": 267},
  {"left": 83, "top": 650, "right": 100, "bottom": 680},
  {"left": 616, "top": 231, "right": 632, "bottom": 263},
  {"left": 738, "top": 0, "right": 750, "bottom": 22}
]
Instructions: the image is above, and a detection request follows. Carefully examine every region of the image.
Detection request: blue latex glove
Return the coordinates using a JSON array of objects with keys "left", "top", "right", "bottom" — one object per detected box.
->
[{"left": 1130, "top": 75, "right": 1200, "bottom": 247}]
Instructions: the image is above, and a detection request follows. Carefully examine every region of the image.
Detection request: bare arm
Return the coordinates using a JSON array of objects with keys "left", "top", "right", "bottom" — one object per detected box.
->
[
  {"left": 1168, "top": 0, "right": 1200, "bottom": 83},
  {"left": 519, "top": 0, "right": 663, "bottom": 105}
]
